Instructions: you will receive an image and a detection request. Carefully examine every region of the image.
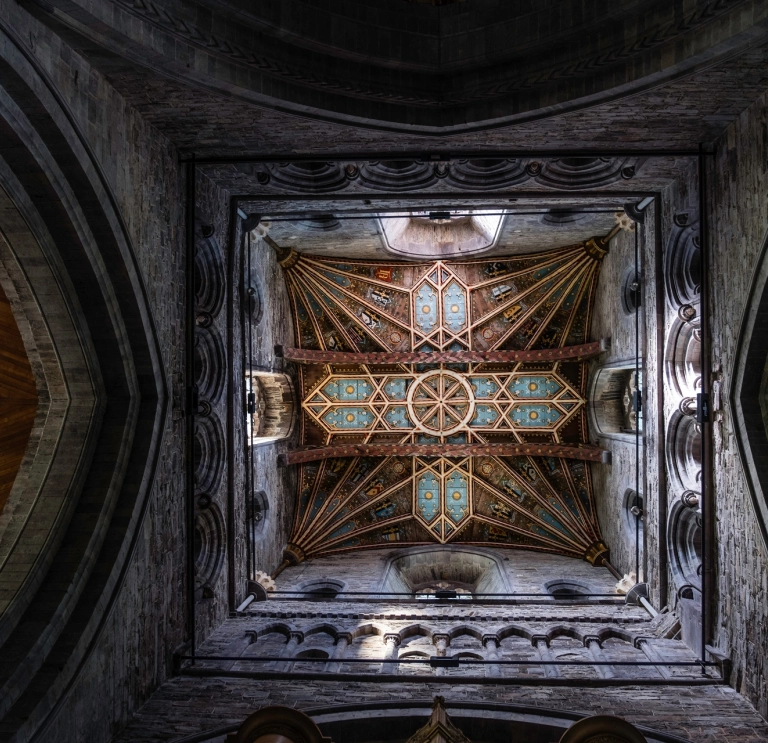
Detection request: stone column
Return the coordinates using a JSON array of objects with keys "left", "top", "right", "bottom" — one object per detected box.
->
[
  {"left": 221, "top": 631, "right": 257, "bottom": 671},
  {"left": 532, "top": 634, "right": 559, "bottom": 678},
  {"left": 432, "top": 633, "right": 450, "bottom": 676},
  {"left": 325, "top": 633, "right": 351, "bottom": 674},
  {"left": 584, "top": 635, "right": 615, "bottom": 679},
  {"left": 634, "top": 637, "right": 672, "bottom": 679},
  {"left": 381, "top": 633, "right": 400, "bottom": 675},
  {"left": 482, "top": 634, "right": 501, "bottom": 678},
  {"left": 276, "top": 631, "right": 303, "bottom": 673}
]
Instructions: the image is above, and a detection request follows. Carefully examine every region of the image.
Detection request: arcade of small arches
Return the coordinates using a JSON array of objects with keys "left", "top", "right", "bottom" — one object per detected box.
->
[{"left": 200, "top": 618, "right": 697, "bottom": 681}]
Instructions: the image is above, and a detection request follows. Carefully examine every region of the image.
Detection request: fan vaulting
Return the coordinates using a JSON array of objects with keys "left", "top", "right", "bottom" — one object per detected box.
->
[{"left": 274, "top": 239, "right": 611, "bottom": 565}]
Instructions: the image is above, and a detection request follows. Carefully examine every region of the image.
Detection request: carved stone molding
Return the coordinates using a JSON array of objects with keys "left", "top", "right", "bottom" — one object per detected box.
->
[
  {"left": 194, "top": 324, "right": 226, "bottom": 404},
  {"left": 255, "top": 157, "right": 645, "bottom": 194},
  {"left": 195, "top": 224, "right": 225, "bottom": 317},
  {"left": 665, "top": 317, "right": 701, "bottom": 397},
  {"left": 194, "top": 411, "right": 225, "bottom": 496},
  {"left": 666, "top": 412, "right": 702, "bottom": 496},
  {"left": 194, "top": 504, "right": 226, "bottom": 599},
  {"left": 666, "top": 216, "right": 701, "bottom": 308}
]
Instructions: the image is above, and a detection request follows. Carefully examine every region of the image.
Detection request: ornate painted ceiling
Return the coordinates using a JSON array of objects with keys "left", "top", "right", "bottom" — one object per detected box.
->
[{"left": 275, "top": 238, "right": 611, "bottom": 567}]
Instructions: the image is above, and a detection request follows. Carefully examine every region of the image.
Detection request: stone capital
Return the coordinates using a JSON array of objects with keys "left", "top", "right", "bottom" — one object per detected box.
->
[
  {"left": 531, "top": 634, "right": 549, "bottom": 647},
  {"left": 288, "top": 631, "right": 304, "bottom": 643},
  {"left": 383, "top": 633, "right": 401, "bottom": 646},
  {"left": 482, "top": 634, "right": 499, "bottom": 648},
  {"left": 583, "top": 635, "right": 602, "bottom": 648}
]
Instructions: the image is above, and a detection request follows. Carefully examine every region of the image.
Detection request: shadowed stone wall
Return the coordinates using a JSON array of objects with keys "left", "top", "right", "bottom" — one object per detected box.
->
[
  {"left": 115, "top": 680, "right": 768, "bottom": 743},
  {"left": 709, "top": 91, "right": 768, "bottom": 718},
  {"left": 589, "top": 225, "right": 652, "bottom": 583},
  {"left": 0, "top": 2, "right": 189, "bottom": 740}
]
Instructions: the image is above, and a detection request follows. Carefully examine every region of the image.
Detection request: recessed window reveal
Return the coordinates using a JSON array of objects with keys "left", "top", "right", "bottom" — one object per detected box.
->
[{"left": 378, "top": 210, "right": 505, "bottom": 259}]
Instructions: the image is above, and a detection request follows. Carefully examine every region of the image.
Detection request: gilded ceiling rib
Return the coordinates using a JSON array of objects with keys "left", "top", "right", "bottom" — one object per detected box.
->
[{"left": 271, "top": 237, "right": 614, "bottom": 570}]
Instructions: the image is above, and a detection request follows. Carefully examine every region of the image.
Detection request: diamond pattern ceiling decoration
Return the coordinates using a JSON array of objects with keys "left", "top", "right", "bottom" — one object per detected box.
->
[
  {"left": 276, "top": 239, "right": 611, "bottom": 565},
  {"left": 303, "top": 365, "right": 584, "bottom": 443},
  {"left": 282, "top": 240, "right": 604, "bottom": 353}
]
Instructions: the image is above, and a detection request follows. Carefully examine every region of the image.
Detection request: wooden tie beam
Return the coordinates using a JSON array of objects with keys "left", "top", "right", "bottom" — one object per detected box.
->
[
  {"left": 279, "top": 443, "right": 611, "bottom": 466},
  {"left": 276, "top": 340, "right": 607, "bottom": 365}
]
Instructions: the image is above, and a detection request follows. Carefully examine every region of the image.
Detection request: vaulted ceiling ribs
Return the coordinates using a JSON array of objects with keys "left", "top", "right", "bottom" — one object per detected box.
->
[
  {"left": 281, "top": 240, "right": 604, "bottom": 353},
  {"left": 274, "top": 239, "right": 611, "bottom": 566}
]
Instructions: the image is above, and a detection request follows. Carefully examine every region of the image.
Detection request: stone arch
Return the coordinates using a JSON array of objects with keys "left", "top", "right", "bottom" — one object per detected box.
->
[
  {"left": 194, "top": 324, "right": 226, "bottom": 404},
  {"left": 452, "top": 651, "right": 484, "bottom": 662},
  {"left": 267, "top": 162, "right": 348, "bottom": 192},
  {"left": 0, "top": 35, "right": 165, "bottom": 740},
  {"left": 498, "top": 625, "right": 534, "bottom": 642},
  {"left": 545, "top": 579, "right": 593, "bottom": 601},
  {"left": 350, "top": 623, "right": 385, "bottom": 641},
  {"left": 194, "top": 221, "right": 225, "bottom": 317},
  {"left": 247, "top": 371, "right": 296, "bottom": 444},
  {"left": 0, "top": 278, "right": 38, "bottom": 518},
  {"left": 547, "top": 626, "right": 587, "bottom": 644},
  {"left": 588, "top": 361, "right": 640, "bottom": 440},
  {"left": 247, "top": 489, "right": 269, "bottom": 545},
  {"left": 194, "top": 503, "right": 226, "bottom": 599},
  {"left": 541, "top": 209, "right": 589, "bottom": 226},
  {"left": 340, "top": 625, "right": 386, "bottom": 674},
  {"left": 378, "top": 211, "right": 504, "bottom": 260},
  {"left": 666, "top": 412, "right": 702, "bottom": 496},
  {"left": 303, "top": 623, "right": 341, "bottom": 640},
  {"left": 595, "top": 627, "right": 635, "bottom": 644},
  {"left": 194, "top": 412, "right": 225, "bottom": 496},
  {"left": 448, "top": 625, "right": 484, "bottom": 642},
  {"left": 379, "top": 545, "right": 511, "bottom": 596},
  {"left": 665, "top": 315, "right": 701, "bottom": 398},
  {"left": 254, "top": 622, "right": 292, "bottom": 641},
  {"left": 295, "top": 648, "right": 329, "bottom": 659},
  {"left": 447, "top": 159, "right": 528, "bottom": 190},
  {"left": 535, "top": 157, "right": 642, "bottom": 189},
  {"left": 447, "top": 626, "right": 484, "bottom": 655},
  {"left": 295, "top": 628, "right": 337, "bottom": 668},
  {"left": 298, "top": 579, "right": 346, "bottom": 600},
  {"left": 246, "top": 624, "right": 294, "bottom": 665},
  {"left": 665, "top": 215, "right": 701, "bottom": 307},
  {"left": 732, "top": 228, "right": 768, "bottom": 549},
  {"left": 358, "top": 161, "right": 437, "bottom": 192},
  {"left": 398, "top": 624, "right": 434, "bottom": 642},
  {"left": 667, "top": 501, "right": 702, "bottom": 591},
  {"left": 286, "top": 702, "right": 679, "bottom": 743},
  {"left": 296, "top": 215, "right": 342, "bottom": 231}
]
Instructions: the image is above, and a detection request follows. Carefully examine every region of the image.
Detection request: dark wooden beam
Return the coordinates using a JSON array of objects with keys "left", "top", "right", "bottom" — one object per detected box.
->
[
  {"left": 279, "top": 442, "right": 610, "bottom": 465},
  {"left": 277, "top": 340, "right": 607, "bottom": 365}
]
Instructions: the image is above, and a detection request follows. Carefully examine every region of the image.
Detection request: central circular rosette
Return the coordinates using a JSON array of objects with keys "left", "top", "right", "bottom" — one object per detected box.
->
[{"left": 406, "top": 369, "right": 476, "bottom": 436}]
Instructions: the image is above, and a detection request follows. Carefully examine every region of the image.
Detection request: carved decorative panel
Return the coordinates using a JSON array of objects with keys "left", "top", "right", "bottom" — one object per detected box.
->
[{"left": 278, "top": 241, "right": 609, "bottom": 562}]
